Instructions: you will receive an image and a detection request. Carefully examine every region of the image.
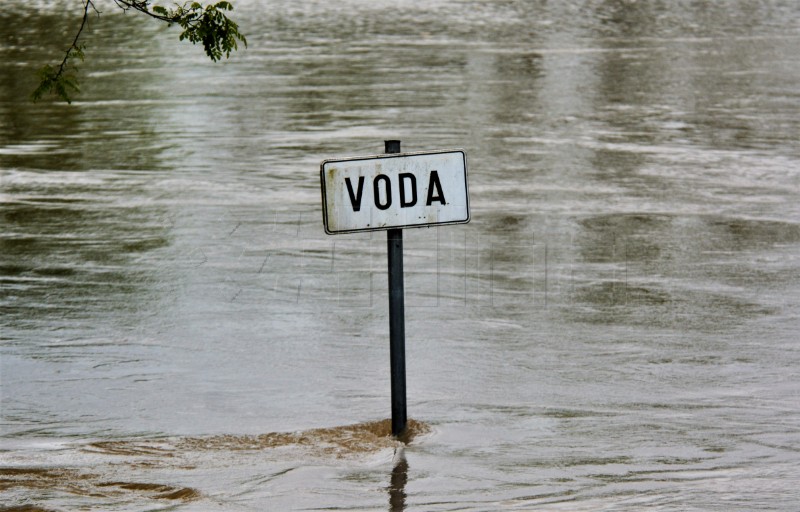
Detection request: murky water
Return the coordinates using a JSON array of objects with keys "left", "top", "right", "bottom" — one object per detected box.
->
[{"left": 2, "top": 0, "right": 800, "bottom": 510}]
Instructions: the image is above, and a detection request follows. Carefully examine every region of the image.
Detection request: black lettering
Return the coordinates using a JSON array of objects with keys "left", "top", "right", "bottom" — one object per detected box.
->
[
  {"left": 399, "top": 173, "right": 417, "bottom": 207},
  {"left": 345, "top": 176, "right": 365, "bottom": 212},
  {"left": 373, "top": 174, "right": 392, "bottom": 210},
  {"left": 425, "top": 170, "right": 446, "bottom": 206}
]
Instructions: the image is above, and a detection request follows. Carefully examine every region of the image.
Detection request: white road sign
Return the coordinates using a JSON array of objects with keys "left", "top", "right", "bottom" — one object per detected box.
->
[{"left": 320, "top": 149, "right": 470, "bottom": 234}]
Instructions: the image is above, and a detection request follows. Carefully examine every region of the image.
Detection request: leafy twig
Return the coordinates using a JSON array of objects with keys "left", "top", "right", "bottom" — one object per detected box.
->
[
  {"left": 32, "top": 0, "right": 97, "bottom": 103},
  {"left": 118, "top": 1, "right": 248, "bottom": 62},
  {"left": 33, "top": 1, "right": 247, "bottom": 103}
]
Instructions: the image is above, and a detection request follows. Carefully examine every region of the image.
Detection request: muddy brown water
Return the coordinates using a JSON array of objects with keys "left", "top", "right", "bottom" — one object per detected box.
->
[{"left": 2, "top": 0, "right": 799, "bottom": 510}]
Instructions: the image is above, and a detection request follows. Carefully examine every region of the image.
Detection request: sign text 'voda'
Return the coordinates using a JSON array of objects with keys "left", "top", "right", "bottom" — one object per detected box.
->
[{"left": 320, "top": 149, "right": 470, "bottom": 234}]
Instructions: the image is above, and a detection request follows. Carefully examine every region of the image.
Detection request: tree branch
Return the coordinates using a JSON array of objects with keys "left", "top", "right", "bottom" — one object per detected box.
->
[
  {"left": 113, "top": 1, "right": 174, "bottom": 23},
  {"left": 58, "top": 0, "right": 94, "bottom": 78},
  {"left": 33, "top": 0, "right": 247, "bottom": 103},
  {"left": 111, "top": 1, "right": 248, "bottom": 59},
  {"left": 32, "top": 0, "right": 97, "bottom": 103}
]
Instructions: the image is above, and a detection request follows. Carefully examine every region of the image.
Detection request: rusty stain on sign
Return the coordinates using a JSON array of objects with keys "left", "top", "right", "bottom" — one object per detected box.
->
[{"left": 320, "top": 149, "right": 470, "bottom": 235}]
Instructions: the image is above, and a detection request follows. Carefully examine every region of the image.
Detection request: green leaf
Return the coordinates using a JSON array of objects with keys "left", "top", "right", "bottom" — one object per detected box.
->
[
  {"left": 31, "top": 64, "right": 80, "bottom": 104},
  {"left": 72, "top": 44, "right": 86, "bottom": 62}
]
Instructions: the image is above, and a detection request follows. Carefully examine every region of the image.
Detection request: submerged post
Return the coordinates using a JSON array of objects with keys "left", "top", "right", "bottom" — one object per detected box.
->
[
  {"left": 385, "top": 139, "right": 407, "bottom": 438},
  {"left": 320, "top": 141, "right": 469, "bottom": 440}
]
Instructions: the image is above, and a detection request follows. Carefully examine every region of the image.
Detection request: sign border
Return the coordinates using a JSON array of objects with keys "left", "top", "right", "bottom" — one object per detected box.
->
[{"left": 320, "top": 148, "right": 470, "bottom": 235}]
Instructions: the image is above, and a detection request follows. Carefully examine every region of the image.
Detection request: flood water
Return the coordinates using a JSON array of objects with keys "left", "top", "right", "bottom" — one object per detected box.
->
[{"left": 2, "top": 0, "right": 800, "bottom": 510}]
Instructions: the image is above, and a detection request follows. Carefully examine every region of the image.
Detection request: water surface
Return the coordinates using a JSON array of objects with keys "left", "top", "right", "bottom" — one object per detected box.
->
[{"left": 2, "top": 0, "right": 800, "bottom": 510}]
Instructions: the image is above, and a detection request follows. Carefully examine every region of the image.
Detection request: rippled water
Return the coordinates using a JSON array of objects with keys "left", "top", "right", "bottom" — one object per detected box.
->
[{"left": 2, "top": 0, "right": 800, "bottom": 510}]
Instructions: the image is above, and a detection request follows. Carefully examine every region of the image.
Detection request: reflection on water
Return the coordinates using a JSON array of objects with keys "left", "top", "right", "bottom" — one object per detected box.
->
[
  {"left": 2, "top": 0, "right": 800, "bottom": 510},
  {"left": 389, "top": 447, "right": 408, "bottom": 512}
]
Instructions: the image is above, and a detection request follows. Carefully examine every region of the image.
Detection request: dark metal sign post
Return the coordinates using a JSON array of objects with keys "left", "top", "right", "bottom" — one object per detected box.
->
[
  {"left": 384, "top": 140, "right": 407, "bottom": 437},
  {"left": 319, "top": 140, "right": 469, "bottom": 439}
]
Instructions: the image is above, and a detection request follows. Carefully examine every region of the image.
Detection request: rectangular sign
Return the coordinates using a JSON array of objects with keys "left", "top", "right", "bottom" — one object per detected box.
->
[{"left": 320, "top": 149, "right": 470, "bottom": 234}]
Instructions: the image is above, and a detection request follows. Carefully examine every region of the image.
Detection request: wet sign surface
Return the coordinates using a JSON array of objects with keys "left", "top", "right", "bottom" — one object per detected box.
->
[{"left": 320, "top": 149, "right": 469, "bottom": 234}]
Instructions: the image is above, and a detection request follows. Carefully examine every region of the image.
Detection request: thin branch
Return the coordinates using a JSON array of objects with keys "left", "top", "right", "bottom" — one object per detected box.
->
[
  {"left": 52, "top": 0, "right": 95, "bottom": 84},
  {"left": 114, "top": 1, "right": 168, "bottom": 21},
  {"left": 113, "top": 1, "right": 189, "bottom": 24}
]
